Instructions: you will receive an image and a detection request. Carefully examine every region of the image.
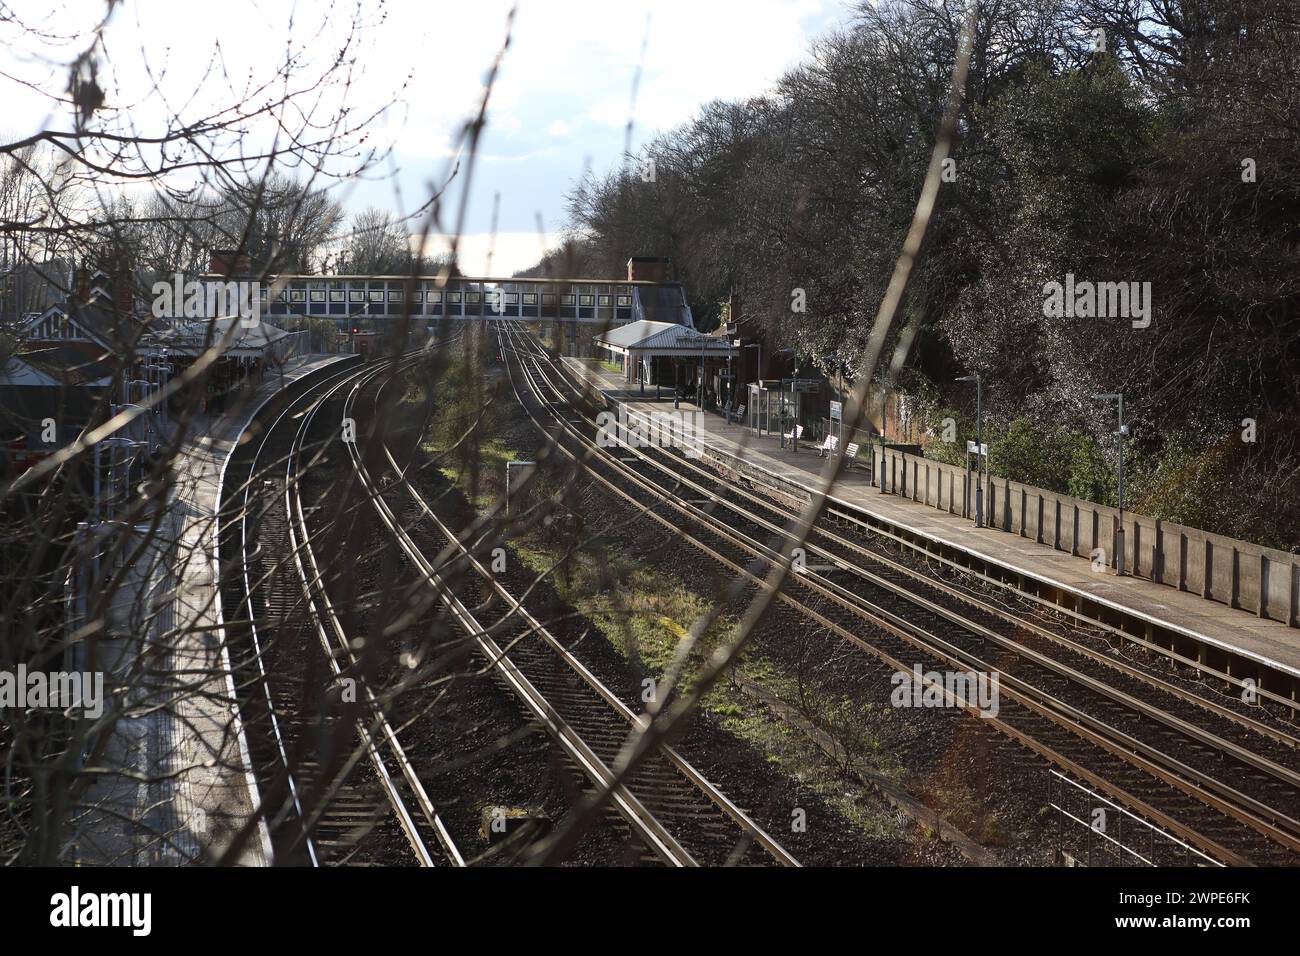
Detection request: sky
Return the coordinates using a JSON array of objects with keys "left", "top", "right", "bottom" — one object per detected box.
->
[{"left": 1, "top": 0, "right": 852, "bottom": 274}]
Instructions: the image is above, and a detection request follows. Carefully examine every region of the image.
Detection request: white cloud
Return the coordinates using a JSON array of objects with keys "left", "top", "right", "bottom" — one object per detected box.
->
[
  {"left": 581, "top": 0, "right": 831, "bottom": 133},
  {"left": 0, "top": 0, "right": 843, "bottom": 242}
]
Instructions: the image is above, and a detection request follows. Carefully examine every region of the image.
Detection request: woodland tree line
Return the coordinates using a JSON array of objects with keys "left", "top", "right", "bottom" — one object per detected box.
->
[{"left": 529, "top": 0, "right": 1300, "bottom": 549}]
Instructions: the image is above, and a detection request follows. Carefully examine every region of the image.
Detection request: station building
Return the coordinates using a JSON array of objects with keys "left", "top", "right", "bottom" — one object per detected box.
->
[
  {"left": 140, "top": 316, "right": 306, "bottom": 414},
  {"left": 591, "top": 320, "right": 736, "bottom": 405}
]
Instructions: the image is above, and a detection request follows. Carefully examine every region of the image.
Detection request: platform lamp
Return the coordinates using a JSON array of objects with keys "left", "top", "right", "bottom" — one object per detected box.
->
[
  {"left": 738, "top": 343, "right": 761, "bottom": 428},
  {"left": 1092, "top": 392, "right": 1129, "bottom": 575},
  {"left": 792, "top": 355, "right": 802, "bottom": 453},
  {"left": 699, "top": 334, "right": 706, "bottom": 409},
  {"left": 956, "top": 373, "right": 984, "bottom": 528},
  {"left": 725, "top": 342, "right": 733, "bottom": 423},
  {"left": 144, "top": 354, "right": 174, "bottom": 437}
]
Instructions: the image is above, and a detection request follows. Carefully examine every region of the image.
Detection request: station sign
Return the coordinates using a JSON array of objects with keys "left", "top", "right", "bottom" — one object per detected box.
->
[
  {"left": 966, "top": 440, "right": 989, "bottom": 456},
  {"left": 829, "top": 400, "right": 843, "bottom": 422}
]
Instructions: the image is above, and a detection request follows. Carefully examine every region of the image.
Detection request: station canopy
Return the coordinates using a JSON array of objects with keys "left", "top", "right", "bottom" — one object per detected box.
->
[
  {"left": 143, "top": 316, "right": 295, "bottom": 360},
  {"left": 593, "top": 320, "right": 734, "bottom": 358}
]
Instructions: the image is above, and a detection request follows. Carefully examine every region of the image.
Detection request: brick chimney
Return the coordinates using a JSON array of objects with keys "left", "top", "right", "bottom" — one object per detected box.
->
[
  {"left": 113, "top": 280, "right": 133, "bottom": 317},
  {"left": 210, "top": 250, "right": 251, "bottom": 277},
  {"left": 627, "top": 256, "right": 669, "bottom": 283}
]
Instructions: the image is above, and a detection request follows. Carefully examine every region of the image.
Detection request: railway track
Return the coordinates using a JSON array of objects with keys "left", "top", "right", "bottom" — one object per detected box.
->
[
  {"left": 336, "top": 351, "right": 800, "bottom": 867},
  {"left": 219, "top": 357, "right": 462, "bottom": 867},
  {"left": 498, "top": 320, "right": 1300, "bottom": 866},
  {"left": 525, "top": 342, "right": 1300, "bottom": 831}
]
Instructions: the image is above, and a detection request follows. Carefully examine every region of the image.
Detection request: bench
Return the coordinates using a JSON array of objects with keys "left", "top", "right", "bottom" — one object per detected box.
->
[
  {"left": 818, "top": 437, "right": 861, "bottom": 468},
  {"left": 782, "top": 424, "right": 804, "bottom": 441}
]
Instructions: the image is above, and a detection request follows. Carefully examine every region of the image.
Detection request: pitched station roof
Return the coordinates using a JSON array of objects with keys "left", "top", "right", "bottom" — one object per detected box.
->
[
  {"left": 594, "top": 320, "right": 733, "bottom": 352},
  {"left": 145, "top": 316, "right": 293, "bottom": 356}
]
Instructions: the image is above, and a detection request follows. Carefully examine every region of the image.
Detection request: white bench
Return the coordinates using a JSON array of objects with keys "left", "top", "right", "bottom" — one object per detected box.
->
[
  {"left": 818, "top": 437, "right": 861, "bottom": 467},
  {"left": 782, "top": 424, "right": 804, "bottom": 441}
]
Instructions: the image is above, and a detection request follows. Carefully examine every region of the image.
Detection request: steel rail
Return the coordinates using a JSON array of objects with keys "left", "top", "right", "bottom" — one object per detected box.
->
[
  {"left": 549, "top": 338, "right": 1300, "bottom": 716},
  {"left": 337, "top": 361, "right": 699, "bottom": 867},
  {"left": 539, "top": 344, "right": 1300, "bottom": 749},
  {"left": 286, "top": 357, "right": 464, "bottom": 865},
  {"left": 499, "top": 322, "right": 1264, "bottom": 865},
  {"left": 234, "top": 359, "right": 389, "bottom": 864},
  {"left": 527, "top": 355, "right": 1300, "bottom": 800},
  {"left": 367, "top": 366, "right": 801, "bottom": 867},
  {"left": 510, "top": 326, "right": 1300, "bottom": 854},
  {"left": 232, "top": 357, "right": 449, "bottom": 866}
]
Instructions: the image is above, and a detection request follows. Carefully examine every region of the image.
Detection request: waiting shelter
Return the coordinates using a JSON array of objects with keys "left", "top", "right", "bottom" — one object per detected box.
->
[{"left": 747, "top": 377, "right": 826, "bottom": 451}]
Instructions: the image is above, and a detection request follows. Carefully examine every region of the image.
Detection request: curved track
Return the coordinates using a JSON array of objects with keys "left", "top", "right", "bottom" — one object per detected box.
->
[
  {"left": 220, "top": 357, "right": 462, "bottom": 866},
  {"left": 333, "top": 351, "right": 801, "bottom": 866}
]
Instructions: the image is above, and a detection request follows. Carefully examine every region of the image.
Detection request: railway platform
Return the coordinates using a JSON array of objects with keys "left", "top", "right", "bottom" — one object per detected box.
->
[
  {"left": 562, "top": 357, "right": 1300, "bottom": 708},
  {"left": 73, "top": 354, "right": 349, "bottom": 865}
]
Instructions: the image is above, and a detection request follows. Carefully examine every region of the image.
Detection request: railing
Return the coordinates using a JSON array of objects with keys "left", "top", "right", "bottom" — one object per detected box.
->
[{"left": 868, "top": 443, "right": 1300, "bottom": 629}]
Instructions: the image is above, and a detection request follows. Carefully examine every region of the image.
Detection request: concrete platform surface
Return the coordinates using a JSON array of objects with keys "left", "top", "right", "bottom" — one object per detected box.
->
[{"left": 72, "top": 354, "right": 349, "bottom": 865}]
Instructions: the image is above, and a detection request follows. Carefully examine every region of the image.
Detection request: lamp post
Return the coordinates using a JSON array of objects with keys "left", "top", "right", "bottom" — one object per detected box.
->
[
  {"left": 792, "top": 357, "right": 802, "bottom": 453},
  {"left": 728, "top": 340, "right": 738, "bottom": 421},
  {"left": 144, "top": 354, "right": 173, "bottom": 442},
  {"left": 1092, "top": 392, "right": 1128, "bottom": 575},
  {"left": 876, "top": 381, "right": 888, "bottom": 492},
  {"left": 738, "top": 342, "right": 761, "bottom": 429},
  {"left": 957, "top": 373, "right": 984, "bottom": 528},
  {"left": 700, "top": 335, "right": 706, "bottom": 409}
]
